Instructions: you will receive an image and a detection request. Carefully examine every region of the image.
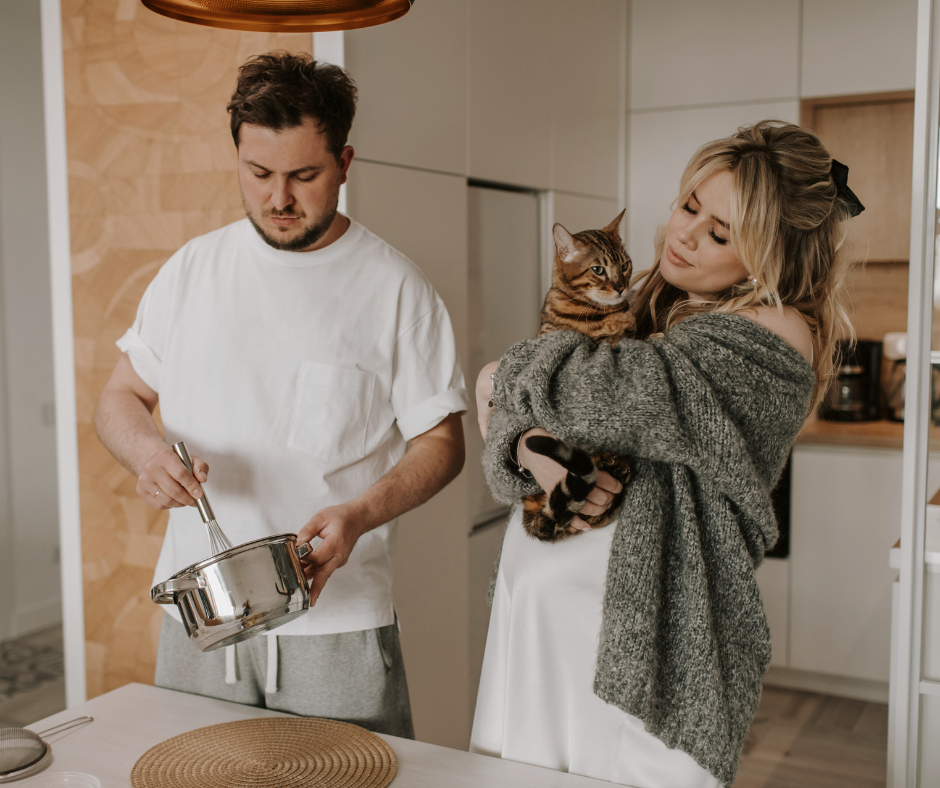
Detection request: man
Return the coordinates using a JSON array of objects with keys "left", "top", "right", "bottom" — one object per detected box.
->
[{"left": 95, "top": 52, "right": 468, "bottom": 738}]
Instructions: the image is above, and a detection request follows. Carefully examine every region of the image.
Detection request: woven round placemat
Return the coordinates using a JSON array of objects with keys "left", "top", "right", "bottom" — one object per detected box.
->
[{"left": 130, "top": 717, "right": 397, "bottom": 788}]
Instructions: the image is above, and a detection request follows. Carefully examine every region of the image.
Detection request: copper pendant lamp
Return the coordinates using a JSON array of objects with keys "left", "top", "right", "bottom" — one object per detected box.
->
[{"left": 140, "top": 0, "right": 414, "bottom": 33}]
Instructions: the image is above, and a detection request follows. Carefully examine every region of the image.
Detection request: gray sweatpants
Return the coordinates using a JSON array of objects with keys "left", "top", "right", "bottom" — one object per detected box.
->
[{"left": 154, "top": 614, "right": 414, "bottom": 739}]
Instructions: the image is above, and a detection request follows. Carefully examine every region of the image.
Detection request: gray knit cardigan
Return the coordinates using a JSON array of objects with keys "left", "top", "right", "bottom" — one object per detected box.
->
[{"left": 482, "top": 312, "right": 815, "bottom": 786}]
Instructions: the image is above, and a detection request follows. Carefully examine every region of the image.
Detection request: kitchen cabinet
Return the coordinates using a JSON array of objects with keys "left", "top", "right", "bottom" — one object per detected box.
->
[
  {"left": 801, "top": 0, "right": 917, "bottom": 98},
  {"left": 347, "top": 161, "right": 472, "bottom": 750},
  {"left": 760, "top": 442, "right": 940, "bottom": 701},
  {"left": 466, "top": 185, "right": 542, "bottom": 527},
  {"left": 467, "top": 0, "right": 624, "bottom": 197},
  {"left": 630, "top": 0, "right": 799, "bottom": 111},
  {"left": 755, "top": 557, "right": 789, "bottom": 668},
  {"left": 549, "top": 0, "right": 624, "bottom": 199},
  {"left": 345, "top": 0, "right": 466, "bottom": 176},
  {"left": 347, "top": 0, "right": 626, "bottom": 194},
  {"left": 466, "top": 0, "right": 555, "bottom": 190},
  {"left": 788, "top": 444, "right": 901, "bottom": 687}
]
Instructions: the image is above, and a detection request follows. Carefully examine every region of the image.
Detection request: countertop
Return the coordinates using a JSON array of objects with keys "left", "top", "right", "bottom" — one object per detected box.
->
[
  {"left": 21, "top": 683, "right": 615, "bottom": 788},
  {"left": 797, "top": 417, "right": 905, "bottom": 449}
]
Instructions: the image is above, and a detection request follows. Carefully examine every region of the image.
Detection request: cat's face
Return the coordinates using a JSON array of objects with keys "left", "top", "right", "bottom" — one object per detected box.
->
[{"left": 552, "top": 212, "right": 631, "bottom": 306}]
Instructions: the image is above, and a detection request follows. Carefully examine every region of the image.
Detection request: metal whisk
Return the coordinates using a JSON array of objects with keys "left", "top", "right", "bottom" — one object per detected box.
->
[{"left": 172, "top": 441, "right": 233, "bottom": 555}]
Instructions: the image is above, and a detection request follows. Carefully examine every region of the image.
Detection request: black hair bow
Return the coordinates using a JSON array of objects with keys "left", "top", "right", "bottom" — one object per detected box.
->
[{"left": 830, "top": 159, "right": 865, "bottom": 217}]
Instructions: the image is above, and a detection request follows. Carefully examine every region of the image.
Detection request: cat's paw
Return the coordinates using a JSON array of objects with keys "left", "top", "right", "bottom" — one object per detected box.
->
[{"left": 595, "top": 451, "right": 634, "bottom": 487}]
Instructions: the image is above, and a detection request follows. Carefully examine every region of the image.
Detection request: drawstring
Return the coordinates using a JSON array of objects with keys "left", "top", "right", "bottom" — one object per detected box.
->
[
  {"left": 265, "top": 634, "right": 278, "bottom": 694},
  {"left": 224, "top": 644, "right": 237, "bottom": 684},
  {"left": 221, "top": 637, "right": 278, "bottom": 692}
]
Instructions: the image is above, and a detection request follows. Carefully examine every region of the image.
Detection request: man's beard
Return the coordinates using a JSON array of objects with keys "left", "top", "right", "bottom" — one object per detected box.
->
[{"left": 245, "top": 193, "right": 338, "bottom": 252}]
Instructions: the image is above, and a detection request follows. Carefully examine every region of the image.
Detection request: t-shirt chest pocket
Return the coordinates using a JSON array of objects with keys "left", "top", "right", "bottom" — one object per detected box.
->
[{"left": 288, "top": 361, "right": 376, "bottom": 464}]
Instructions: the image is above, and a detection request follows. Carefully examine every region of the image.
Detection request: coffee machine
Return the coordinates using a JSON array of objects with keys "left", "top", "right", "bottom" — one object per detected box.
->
[{"left": 819, "top": 339, "right": 883, "bottom": 422}]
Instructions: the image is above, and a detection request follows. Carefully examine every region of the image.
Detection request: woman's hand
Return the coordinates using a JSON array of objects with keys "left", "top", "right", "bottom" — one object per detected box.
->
[
  {"left": 476, "top": 361, "right": 501, "bottom": 439},
  {"left": 517, "top": 428, "right": 623, "bottom": 531}
]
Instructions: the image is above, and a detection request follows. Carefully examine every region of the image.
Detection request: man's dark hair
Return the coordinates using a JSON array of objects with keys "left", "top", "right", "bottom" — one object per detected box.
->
[{"left": 227, "top": 51, "right": 358, "bottom": 161}]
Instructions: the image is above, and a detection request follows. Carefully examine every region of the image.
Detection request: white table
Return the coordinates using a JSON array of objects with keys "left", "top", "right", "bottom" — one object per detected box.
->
[{"left": 24, "top": 683, "right": 616, "bottom": 788}]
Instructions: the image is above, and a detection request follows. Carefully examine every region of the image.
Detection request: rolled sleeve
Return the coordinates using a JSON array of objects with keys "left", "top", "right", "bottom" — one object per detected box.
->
[
  {"left": 116, "top": 328, "right": 162, "bottom": 392},
  {"left": 397, "top": 387, "right": 470, "bottom": 441},
  {"left": 392, "top": 300, "right": 468, "bottom": 441},
  {"left": 115, "top": 253, "right": 177, "bottom": 394}
]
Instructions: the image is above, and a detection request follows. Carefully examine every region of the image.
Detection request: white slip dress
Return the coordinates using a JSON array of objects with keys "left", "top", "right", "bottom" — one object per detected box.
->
[{"left": 470, "top": 506, "right": 722, "bottom": 788}]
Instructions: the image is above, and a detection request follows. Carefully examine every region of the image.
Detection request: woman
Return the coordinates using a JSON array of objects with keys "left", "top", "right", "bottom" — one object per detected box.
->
[{"left": 470, "top": 120, "right": 862, "bottom": 787}]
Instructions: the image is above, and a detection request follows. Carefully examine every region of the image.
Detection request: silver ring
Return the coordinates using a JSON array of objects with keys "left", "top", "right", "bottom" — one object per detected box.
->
[{"left": 153, "top": 490, "right": 161, "bottom": 497}]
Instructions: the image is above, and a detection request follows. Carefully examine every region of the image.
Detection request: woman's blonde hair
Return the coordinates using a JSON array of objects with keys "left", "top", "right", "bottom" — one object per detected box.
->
[{"left": 631, "top": 120, "right": 858, "bottom": 405}]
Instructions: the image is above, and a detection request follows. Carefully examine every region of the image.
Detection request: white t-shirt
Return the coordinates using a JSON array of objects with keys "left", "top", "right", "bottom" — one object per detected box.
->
[{"left": 118, "top": 218, "right": 469, "bottom": 636}]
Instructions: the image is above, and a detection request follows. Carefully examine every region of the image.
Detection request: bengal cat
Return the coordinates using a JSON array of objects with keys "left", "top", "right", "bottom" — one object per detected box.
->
[{"left": 519, "top": 210, "right": 636, "bottom": 542}]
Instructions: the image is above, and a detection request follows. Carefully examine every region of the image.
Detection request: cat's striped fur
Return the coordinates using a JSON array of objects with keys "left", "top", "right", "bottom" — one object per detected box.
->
[{"left": 521, "top": 210, "right": 636, "bottom": 542}]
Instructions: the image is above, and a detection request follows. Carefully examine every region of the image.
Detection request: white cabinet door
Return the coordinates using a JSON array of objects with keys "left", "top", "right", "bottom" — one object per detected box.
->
[
  {"left": 789, "top": 444, "right": 901, "bottom": 683},
  {"left": 801, "top": 0, "right": 917, "bottom": 98},
  {"left": 550, "top": 0, "right": 623, "bottom": 199},
  {"left": 466, "top": 186, "right": 541, "bottom": 526},
  {"left": 345, "top": 0, "right": 466, "bottom": 175},
  {"left": 553, "top": 193, "right": 621, "bottom": 236},
  {"left": 629, "top": 0, "right": 799, "bottom": 111},
  {"left": 346, "top": 162, "right": 472, "bottom": 750},
  {"left": 755, "top": 557, "right": 789, "bottom": 668},
  {"left": 467, "top": 0, "right": 554, "bottom": 189}
]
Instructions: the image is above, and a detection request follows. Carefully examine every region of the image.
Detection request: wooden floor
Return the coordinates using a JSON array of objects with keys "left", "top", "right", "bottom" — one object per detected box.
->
[
  {"left": 0, "top": 626, "right": 66, "bottom": 728},
  {"left": 736, "top": 686, "right": 888, "bottom": 788}
]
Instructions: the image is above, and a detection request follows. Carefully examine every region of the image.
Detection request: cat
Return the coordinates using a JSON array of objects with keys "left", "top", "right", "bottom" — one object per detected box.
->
[{"left": 520, "top": 210, "right": 636, "bottom": 542}]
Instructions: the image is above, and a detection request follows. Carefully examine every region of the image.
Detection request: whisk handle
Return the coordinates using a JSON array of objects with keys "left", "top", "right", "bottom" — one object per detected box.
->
[{"left": 172, "top": 441, "right": 216, "bottom": 523}]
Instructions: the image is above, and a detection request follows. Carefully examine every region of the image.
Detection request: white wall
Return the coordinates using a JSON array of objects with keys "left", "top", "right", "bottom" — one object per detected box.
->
[
  {"left": 626, "top": 0, "right": 918, "bottom": 262},
  {"left": 0, "top": 0, "right": 61, "bottom": 642}
]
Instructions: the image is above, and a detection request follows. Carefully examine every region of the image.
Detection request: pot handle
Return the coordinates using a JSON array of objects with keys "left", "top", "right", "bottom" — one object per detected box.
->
[
  {"left": 151, "top": 575, "right": 207, "bottom": 604},
  {"left": 296, "top": 541, "right": 312, "bottom": 560}
]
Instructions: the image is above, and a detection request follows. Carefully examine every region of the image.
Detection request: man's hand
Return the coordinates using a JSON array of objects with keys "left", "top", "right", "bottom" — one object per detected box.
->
[
  {"left": 138, "top": 446, "right": 209, "bottom": 511},
  {"left": 296, "top": 502, "right": 367, "bottom": 604},
  {"left": 294, "top": 411, "right": 465, "bottom": 603},
  {"left": 96, "top": 353, "right": 212, "bottom": 511}
]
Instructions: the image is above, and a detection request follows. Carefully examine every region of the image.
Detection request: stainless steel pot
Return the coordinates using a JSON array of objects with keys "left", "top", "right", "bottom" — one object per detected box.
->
[{"left": 151, "top": 534, "right": 312, "bottom": 652}]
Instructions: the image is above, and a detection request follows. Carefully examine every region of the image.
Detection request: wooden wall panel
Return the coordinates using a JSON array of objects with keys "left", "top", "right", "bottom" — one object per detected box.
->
[
  {"left": 803, "top": 92, "right": 915, "bottom": 264},
  {"left": 62, "top": 0, "right": 310, "bottom": 698}
]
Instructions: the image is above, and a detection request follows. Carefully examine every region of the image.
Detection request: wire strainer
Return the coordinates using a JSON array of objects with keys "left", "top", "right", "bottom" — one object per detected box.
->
[{"left": 0, "top": 717, "right": 93, "bottom": 782}]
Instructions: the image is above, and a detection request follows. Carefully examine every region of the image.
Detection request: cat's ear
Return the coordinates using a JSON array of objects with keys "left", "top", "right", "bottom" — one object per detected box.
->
[
  {"left": 553, "top": 223, "right": 587, "bottom": 263},
  {"left": 602, "top": 209, "right": 626, "bottom": 238}
]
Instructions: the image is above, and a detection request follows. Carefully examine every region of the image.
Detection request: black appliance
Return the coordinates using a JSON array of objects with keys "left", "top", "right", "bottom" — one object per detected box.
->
[{"left": 819, "top": 339, "right": 883, "bottom": 422}]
